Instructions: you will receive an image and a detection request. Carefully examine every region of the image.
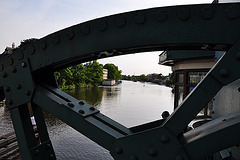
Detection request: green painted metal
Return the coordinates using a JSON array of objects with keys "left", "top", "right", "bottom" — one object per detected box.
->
[{"left": 0, "top": 3, "right": 240, "bottom": 160}]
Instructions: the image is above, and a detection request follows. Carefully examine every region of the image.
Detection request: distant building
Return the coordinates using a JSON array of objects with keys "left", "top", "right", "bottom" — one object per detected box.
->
[
  {"left": 159, "top": 50, "right": 215, "bottom": 113},
  {"left": 103, "top": 69, "right": 108, "bottom": 80}
]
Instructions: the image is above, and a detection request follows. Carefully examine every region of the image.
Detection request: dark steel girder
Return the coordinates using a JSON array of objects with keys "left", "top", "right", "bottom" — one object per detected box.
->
[{"left": 0, "top": 3, "right": 240, "bottom": 160}]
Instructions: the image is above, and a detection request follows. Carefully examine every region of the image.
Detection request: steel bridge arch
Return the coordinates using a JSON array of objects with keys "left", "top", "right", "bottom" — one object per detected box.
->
[{"left": 1, "top": 3, "right": 240, "bottom": 160}]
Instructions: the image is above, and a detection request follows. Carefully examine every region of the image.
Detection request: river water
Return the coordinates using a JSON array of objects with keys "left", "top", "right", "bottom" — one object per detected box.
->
[{"left": 0, "top": 80, "right": 174, "bottom": 160}]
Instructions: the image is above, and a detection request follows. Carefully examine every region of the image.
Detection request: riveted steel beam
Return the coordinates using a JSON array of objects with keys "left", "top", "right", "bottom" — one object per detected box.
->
[{"left": 0, "top": 3, "right": 240, "bottom": 160}]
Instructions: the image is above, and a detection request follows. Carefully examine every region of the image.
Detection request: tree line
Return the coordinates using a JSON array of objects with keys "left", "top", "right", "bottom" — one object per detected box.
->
[{"left": 55, "top": 60, "right": 122, "bottom": 90}]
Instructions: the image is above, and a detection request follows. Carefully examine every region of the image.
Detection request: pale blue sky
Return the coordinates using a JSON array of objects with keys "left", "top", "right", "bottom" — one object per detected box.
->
[{"left": 0, "top": 0, "right": 214, "bottom": 75}]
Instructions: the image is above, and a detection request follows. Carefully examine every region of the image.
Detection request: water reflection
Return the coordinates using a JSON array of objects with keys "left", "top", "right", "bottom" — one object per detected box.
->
[
  {"left": 0, "top": 80, "right": 174, "bottom": 160},
  {"left": 66, "top": 87, "right": 104, "bottom": 107}
]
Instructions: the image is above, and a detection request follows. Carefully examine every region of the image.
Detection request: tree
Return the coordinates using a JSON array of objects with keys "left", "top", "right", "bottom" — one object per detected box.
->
[
  {"left": 103, "top": 64, "right": 122, "bottom": 81},
  {"left": 55, "top": 60, "right": 104, "bottom": 89},
  {"left": 84, "top": 60, "right": 104, "bottom": 85}
]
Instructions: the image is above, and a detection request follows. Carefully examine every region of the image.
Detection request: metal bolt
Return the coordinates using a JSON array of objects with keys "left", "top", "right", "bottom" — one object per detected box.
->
[
  {"left": 79, "top": 110, "right": 85, "bottom": 114},
  {"left": 67, "top": 102, "right": 74, "bottom": 108},
  {"left": 161, "top": 111, "right": 170, "bottom": 119},
  {"left": 134, "top": 12, "right": 146, "bottom": 24},
  {"left": 115, "top": 146, "right": 123, "bottom": 154},
  {"left": 155, "top": 10, "right": 168, "bottom": 22},
  {"left": 115, "top": 16, "right": 126, "bottom": 28},
  {"left": 219, "top": 68, "right": 229, "bottom": 77},
  {"left": 40, "top": 41, "right": 47, "bottom": 50},
  {"left": 49, "top": 154, "right": 55, "bottom": 160},
  {"left": 26, "top": 90, "right": 31, "bottom": 96},
  {"left": 46, "top": 143, "right": 51, "bottom": 150},
  {"left": 5, "top": 87, "right": 10, "bottom": 92},
  {"left": 12, "top": 68, "right": 17, "bottom": 73},
  {"left": 16, "top": 84, "right": 22, "bottom": 90},
  {"left": 79, "top": 100, "right": 85, "bottom": 105},
  {"left": 80, "top": 24, "right": 90, "bottom": 35},
  {"left": 18, "top": 52, "right": 24, "bottom": 60},
  {"left": 160, "top": 135, "right": 169, "bottom": 143},
  {"left": 201, "top": 7, "right": 215, "bottom": 20},
  {"left": 53, "top": 35, "right": 60, "bottom": 45},
  {"left": 148, "top": 148, "right": 157, "bottom": 156},
  {"left": 89, "top": 107, "right": 95, "bottom": 111},
  {"left": 98, "top": 20, "right": 108, "bottom": 31},
  {"left": 177, "top": 7, "right": 191, "bottom": 21},
  {"left": 27, "top": 45, "right": 35, "bottom": 55},
  {"left": 21, "top": 62, "right": 27, "bottom": 68},
  {"left": 225, "top": 6, "right": 240, "bottom": 19},
  {"left": 2, "top": 72, "right": 7, "bottom": 78},
  {"left": 66, "top": 30, "right": 74, "bottom": 40}
]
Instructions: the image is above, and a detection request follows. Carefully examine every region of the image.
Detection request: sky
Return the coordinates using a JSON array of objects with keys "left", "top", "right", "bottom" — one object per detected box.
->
[{"left": 0, "top": 0, "right": 216, "bottom": 75}]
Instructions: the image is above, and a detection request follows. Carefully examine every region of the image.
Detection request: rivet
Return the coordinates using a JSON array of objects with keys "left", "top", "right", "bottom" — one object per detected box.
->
[
  {"left": 53, "top": 35, "right": 60, "bottom": 45},
  {"left": 27, "top": 45, "right": 35, "bottom": 55},
  {"left": 201, "top": 7, "right": 215, "bottom": 20},
  {"left": 79, "top": 100, "right": 85, "bottom": 105},
  {"left": 66, "top": 30, "right": 74, "bottom": 40},
  {"left": 49, "top": 154, "right": 55, "bottom": 160},
  {"left": 155, "top": 10, "right": 168, "bottom": 22},
  {"left": 160, "top": 135, "right": 169, "bottom": 143},
  {"left": 134, "top": 12, "right": 146, "bottom": 24},
  {"left": 12, "top": 68, "right": 17, "bottom": 73},
  {"left": 79, "top": 110, "right": 85, "bottom": 114},
  {"left": 115, "top": 16, "right": 126, "bottom": 28},
  {"left": 219, "top": 68, "right": 229, "bottom": 77},
  {"left": 89, "top": 107, "right": 95, "bottom": 111},
  {"left": 8, "top": 99, "right": 13, "bottom": 105},
  {"left": 175, "top": 155, "right": 184, "bottom": 160},
  {"left": 80, "top": 24, "right": 90, "bottom": 35},
  {"left": 26, "top": 90, "right": 31, "bottom": 96},
  {"left": 115, "top": 146, "right": 123, "bottom": 154},
  {"left": 161, "top": 111, "right": 170, "bottom": 119},
  {"left": 5, "top": 87, "right": 10, "bottom": 92},
  {"left": 98, "top": 20, "right": 108, "bottom": 31},
  {"left": 46, "top": 143, "right": 51, "bottom": 150},
  {"left": 2, "top": 72, "right": 7, "bottom": 78},
  {"left": 236, "top": 52, "right": 240, "bottom": 61},
  {"left": 8, "top": 57, "right": 14, "bottom": 66},
  {"left": 16, "top": 84, "right": 22, "bottom": 90},
  {"left": 225, "top": 6, "right": 240, "bottom": 19},
  {"left": 177, "top": 7, "right": 191, "bottom": 21},
  {"left": 21, "top": 62, "right": 27, "bottom": 68},
  {"left": 40, "top": 41, "right": 47, "bottom": 50},
  {"left": 34, "top": 149, "right": 39, "bottom": 156},
  {"left": 67, "top": 102, "right": 74, "bottom": 108},
  {"left": 18, "top": 52, "right": 24, "bottom": 60},
  {"left": 148, "top": 148, "right": 157, "bottom": 156},
  {"left": 0, "top": 64, "right": 4, "bottom": 71},
  {"left": 130, "top": 155, "right": 138, "bottom": 160}
]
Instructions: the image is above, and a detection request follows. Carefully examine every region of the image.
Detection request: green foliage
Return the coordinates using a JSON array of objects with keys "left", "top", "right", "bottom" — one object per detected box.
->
[
  {"left": 55, "top": 60, "right": 104, "bottom": 90},
  {"left": 103, "top": 63, "right": 122, "bottom": 81},
  {"left": 138, "top": 74, "right": 149, "bottom": 82}
]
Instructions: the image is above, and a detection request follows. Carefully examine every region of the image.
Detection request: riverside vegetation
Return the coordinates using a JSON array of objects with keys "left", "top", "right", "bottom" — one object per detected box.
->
[{"left": 55, "top": 60, "right": 122, "bottom": 90}]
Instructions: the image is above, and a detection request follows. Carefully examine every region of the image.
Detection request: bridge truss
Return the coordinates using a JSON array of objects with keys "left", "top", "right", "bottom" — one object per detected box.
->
[{"left": 1, "top": 3, "right": 240, "bottom": 160}]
